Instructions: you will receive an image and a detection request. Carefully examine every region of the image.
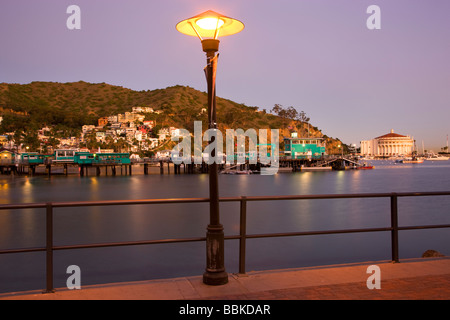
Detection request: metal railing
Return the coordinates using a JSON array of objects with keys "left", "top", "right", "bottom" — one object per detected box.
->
[{"left": 0, "top": 191, "right": 449, "bottom": 293}]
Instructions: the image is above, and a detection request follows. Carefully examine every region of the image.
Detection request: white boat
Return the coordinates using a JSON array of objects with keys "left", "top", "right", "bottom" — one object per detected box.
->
[
  {"left": 400, "top": 157, "right": 424, "bottom": 164},
  {"left": 425, "top": 154, "right": 449, "bottom": 161}
]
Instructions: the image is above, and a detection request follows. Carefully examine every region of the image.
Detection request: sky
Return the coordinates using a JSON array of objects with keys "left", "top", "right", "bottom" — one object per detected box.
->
[{"left": 1, "top": 0, "right": 449, "bottom": 151}]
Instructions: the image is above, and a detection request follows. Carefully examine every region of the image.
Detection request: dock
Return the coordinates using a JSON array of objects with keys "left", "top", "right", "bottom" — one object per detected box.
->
[
  {"left": 1, "top": 162, "right": 133, "bottom": 177},
  {"left": 0, "top": 156, "right": 372, "bottom": 177},
  {"left": 279, "top": 156, "right": 373, "bottom": 172}
]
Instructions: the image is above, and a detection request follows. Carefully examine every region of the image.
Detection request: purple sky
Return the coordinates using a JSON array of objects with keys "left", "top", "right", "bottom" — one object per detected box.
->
[{"left": 1, "top": 0, "right": 449, "bottom": 151}]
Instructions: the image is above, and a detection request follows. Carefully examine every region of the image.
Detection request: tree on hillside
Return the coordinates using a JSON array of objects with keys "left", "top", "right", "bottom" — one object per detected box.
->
[
  {"left": 297, "top": 111, "right": 310, "bottom": 123},
  {"left": 271, "top": 104, "right": 310, "bottom": 130}
]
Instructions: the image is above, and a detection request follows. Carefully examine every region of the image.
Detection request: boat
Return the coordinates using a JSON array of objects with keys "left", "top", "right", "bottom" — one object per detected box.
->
[
  {"left": 424, "top": 154, "right": 449, "bottom": 161},
  {"left": 400, "top": 156, "right": 424, "bottom": 164},
  {"left": 235, "top": 170, "right": 253, "bottom": 175},
  {"left": 220, "top": 169, "right": 253, "bottom": 175},
  {"left": 357, "top": 165, "right": 374, "bottom": 169}
]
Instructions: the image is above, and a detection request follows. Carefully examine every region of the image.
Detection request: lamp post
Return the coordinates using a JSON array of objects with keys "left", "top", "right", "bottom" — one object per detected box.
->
[{"left": 176, "top": 10, "right": 244, "bottom": 285}]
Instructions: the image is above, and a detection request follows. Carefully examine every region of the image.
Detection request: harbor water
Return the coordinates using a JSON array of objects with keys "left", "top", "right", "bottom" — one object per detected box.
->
[{"left": 1, "top": 160, "right": 449, "bottom": 293}]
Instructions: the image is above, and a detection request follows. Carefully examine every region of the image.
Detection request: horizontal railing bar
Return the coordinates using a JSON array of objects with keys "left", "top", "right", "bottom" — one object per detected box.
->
[
  {"left": 0, "top": 198, "right": 210, "bottom": 210},
  {"left": 52, "top": 237, "right": 207, "bottom": 251},
  {"left": 398, "top": 224, "right": 450, "bottom": 231},
  {"left": 0, "top": 237, "right": 208, "bottom": 255},
  {"left": 225, "top": 224, "right": 450, "bottom": 242},
  {"left": 52, "top": 198, "right": 210, "bottom": 208},
  {"left": 222, "top": 191, "right": 450, "bottom": 202},
  {"left": 2, "top": 191, "right": 449, "bottom": 211},
  {"left": 236, "top": 227, "right": 392, "bottom": 239},
  {"left": 0, "top": 203, "right": 48, "bottom": 210},
  {"left": 0, "top": 247, "right": 46, "bottom": 254}
]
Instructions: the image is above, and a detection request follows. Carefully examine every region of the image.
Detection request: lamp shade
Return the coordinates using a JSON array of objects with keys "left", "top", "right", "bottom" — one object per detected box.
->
[{"left": 176, "top": 10, "right": 244, "bottom": 40}]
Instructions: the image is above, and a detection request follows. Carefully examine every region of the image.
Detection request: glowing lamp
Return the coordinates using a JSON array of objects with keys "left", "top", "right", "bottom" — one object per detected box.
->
[{"left": 176, "top": 10, "right": 244, "bottom": 53}]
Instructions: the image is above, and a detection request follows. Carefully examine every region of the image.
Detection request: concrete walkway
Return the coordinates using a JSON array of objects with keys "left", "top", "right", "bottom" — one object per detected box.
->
[{"left": 1, "top": 258, "right": 449, "bottom": 300}]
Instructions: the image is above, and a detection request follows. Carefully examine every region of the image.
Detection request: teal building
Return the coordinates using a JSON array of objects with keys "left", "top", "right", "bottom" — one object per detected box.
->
[{"left": 284, "top": 137, "right": 326, "bottom": 159}]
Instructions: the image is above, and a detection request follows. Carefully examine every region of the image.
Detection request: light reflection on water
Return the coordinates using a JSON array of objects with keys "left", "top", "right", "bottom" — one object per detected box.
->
[{"left": 0, "top": 160, "right": 449, "bottom": 292}]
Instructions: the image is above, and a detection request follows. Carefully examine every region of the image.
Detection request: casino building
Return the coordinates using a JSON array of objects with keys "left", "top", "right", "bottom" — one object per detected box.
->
[{"left": 360, "top": 129, "right": 414, "bottom": 157}]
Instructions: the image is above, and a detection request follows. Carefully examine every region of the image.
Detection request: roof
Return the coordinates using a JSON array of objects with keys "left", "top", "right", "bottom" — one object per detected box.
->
[
  {"left": 0, "top": 147, "right": 15, "bottom": 154},
  {"left": 375, "top": 129, "right": 408, "bottom": 139},
  {"left": 376, "top": 133, "right": 408, "bottom": 139}
]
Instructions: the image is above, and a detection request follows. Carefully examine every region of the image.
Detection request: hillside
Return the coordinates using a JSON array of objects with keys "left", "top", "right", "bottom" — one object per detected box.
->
[{"left": 0, "top": 81, "right": 345, "bottom": 152}]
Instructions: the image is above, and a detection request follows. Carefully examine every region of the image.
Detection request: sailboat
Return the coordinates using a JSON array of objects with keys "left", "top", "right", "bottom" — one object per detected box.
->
[{"left": 400, "top": 139, "right": 424, "bottom": 163}]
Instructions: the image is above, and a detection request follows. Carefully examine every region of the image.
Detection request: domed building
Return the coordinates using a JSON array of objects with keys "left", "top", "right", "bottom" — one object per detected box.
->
[{"left": 360, "top": 129, "right": 414, "bottom": 157}]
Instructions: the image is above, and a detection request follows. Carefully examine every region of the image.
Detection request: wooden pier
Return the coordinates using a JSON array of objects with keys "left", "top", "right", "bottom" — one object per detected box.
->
[
  {"left": 0, "top": 162, "right": 133, "bottom": 177},
  {"left": 0, "top": 164, "right": 17, "bottom": 175},
  {"left": 279, "top": 156, "right": 370, "bottom": 172},
  {"left": 1, "top": 156, "right": 369, "bottom": 177},
  {"left": 153, "top": 160, "right": 222, "bottom": 175}
]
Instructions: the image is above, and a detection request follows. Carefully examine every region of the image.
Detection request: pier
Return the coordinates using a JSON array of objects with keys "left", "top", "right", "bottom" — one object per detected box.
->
[
  {"left": 0, "top": 156, "right": 372, "bottom": 177},
  {"left": 2, "top": 162, "right": 133, "bottom": 177},
  {"left": 279, "top": 156, "right": 373, "bottom": 172}
]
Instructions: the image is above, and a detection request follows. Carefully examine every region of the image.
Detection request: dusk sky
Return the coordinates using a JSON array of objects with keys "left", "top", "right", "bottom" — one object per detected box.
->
[{"left": 1, "top": 0, "right": 449, "bottom": 151}]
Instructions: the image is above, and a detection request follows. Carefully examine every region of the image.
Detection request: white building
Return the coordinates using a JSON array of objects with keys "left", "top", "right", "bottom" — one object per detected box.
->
[
  {"left": 82, "top": 125, "right": 96, "bottom": 134},
  {"left": 132, "top": 106, "right": 154, "bottom": 113},
  {"left": 107, "top": 115, "right": 118, "bottom": 123},
  {"left": 360, "top": 129, "right": 414, "bottom": 157}
]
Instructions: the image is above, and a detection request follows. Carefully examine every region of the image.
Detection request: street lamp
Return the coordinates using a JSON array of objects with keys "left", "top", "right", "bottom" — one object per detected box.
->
[{"left": 176, "top": 10, "right": 244, "bottom": 285}]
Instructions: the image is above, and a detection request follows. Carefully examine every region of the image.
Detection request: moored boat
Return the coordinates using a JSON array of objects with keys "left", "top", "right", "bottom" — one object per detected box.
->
[
  {"left": 357, "top": 165, "right": 374, "bottom": 169},
  {"left": 424, "top": 154, "right": 449, "bottom": 161},
  {"left": 400, "top": 156, "right": 424, "bottom": 164}
]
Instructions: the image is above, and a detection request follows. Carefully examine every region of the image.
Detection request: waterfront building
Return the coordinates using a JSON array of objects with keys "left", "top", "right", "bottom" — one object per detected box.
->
[
  {"left": 360, "top": 129, "right": 414, "bottom": 157},
  {"left": 0, "top": 147, "right": 16, "bottom": 165},
  {"left": 284, "top": 136, "right": 326, "bottom": 159}
]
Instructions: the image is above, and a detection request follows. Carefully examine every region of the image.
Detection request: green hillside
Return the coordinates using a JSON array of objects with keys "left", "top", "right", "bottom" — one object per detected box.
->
[{"left": 0, "top": 81, "right": 345, "bottom": 152}]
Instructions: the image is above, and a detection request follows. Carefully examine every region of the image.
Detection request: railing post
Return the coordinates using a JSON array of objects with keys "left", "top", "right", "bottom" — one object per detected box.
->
[
  {"left": 390, "top": 194, "right": 399, "bottom": 263},
  {"left": 44, "top": 202, "right": 54, "bottom": 293},
  {"left": 239, "top": 196, "right": 247, "bottom": 274}
]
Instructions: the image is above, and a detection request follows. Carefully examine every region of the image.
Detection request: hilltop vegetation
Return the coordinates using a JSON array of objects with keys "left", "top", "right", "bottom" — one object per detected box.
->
[{"left": 0, "top": 81, "right": 345, "bottom": 152}]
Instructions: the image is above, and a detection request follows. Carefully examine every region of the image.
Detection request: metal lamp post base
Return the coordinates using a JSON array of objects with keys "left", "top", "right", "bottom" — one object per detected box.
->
[{"left": 203, "top": 224, "right": 228, "bottom": 285}]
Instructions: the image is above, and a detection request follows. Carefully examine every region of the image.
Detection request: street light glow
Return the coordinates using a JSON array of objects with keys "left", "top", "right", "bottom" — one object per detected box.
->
[
  {"left": 196, "top": 18, "right": 224, "bottom": 30},
  {"left": 176, "top": 10, "right": 244, "bottom": 40}
]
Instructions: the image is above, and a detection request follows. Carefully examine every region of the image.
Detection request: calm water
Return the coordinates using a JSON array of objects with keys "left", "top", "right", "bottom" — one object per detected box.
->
[{"left": 1, "top": 160, "right": 449, "bottom": 293}]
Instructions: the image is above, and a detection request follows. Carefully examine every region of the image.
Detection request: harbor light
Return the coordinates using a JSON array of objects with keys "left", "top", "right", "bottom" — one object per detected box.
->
[{"left": 176, "top": 10, "right": 244, "bottom": 285}]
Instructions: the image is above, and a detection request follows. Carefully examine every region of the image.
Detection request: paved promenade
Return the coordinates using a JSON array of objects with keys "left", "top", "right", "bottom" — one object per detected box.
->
[{"left": 1, "top": 258, "right": 449, "bottom": 300}]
